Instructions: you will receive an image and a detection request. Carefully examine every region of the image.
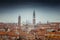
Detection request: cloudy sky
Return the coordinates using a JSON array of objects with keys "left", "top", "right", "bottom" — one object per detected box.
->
[{"left": 0, "top": 0, "right": 60, "bottom": 23}]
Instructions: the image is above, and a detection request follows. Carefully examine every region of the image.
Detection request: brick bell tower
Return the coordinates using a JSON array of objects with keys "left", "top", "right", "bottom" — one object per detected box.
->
[{"left": 18, "top": 16, "right": 21, "bottom": 29}]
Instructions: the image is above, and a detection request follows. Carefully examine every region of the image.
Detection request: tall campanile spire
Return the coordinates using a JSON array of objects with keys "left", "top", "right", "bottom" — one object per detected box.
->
[{"left": 33, "top": 10, "right": 36, "bottom": 26}]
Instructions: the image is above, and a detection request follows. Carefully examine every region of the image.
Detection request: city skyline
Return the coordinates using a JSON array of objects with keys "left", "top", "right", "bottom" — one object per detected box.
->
[
  {"left": 0, "top": 1, "right": 60, "bottom": 23},
  {"left": 0, "top": 9, "right": 60, "bottom": 23}
]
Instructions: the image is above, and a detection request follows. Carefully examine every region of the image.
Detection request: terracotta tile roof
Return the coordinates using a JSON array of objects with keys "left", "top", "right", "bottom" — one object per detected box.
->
[{"left": 0, "top": 32, "right": 7, "bottom": 35}]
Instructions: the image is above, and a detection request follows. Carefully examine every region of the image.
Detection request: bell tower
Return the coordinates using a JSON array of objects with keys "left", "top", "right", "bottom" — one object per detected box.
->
[
  {"left": 18, "top": 16, "right": 21, "bottom": 29},
  {"left": 33, "top": 10, "right": 36, "bottom": 26}
]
